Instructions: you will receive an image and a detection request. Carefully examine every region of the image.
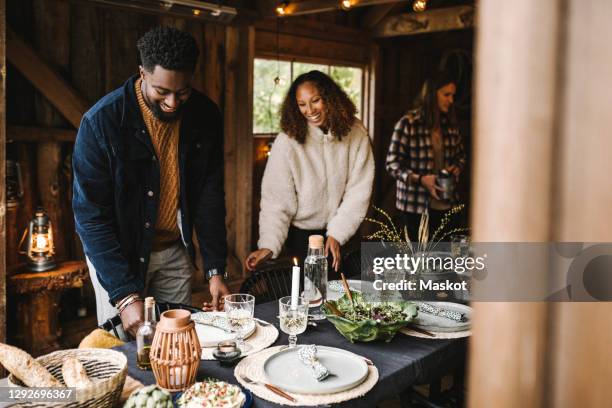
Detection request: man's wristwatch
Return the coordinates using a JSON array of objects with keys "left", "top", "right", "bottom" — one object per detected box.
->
[{"left": 205, "top": 268, "right": 228, "bottom": 281}]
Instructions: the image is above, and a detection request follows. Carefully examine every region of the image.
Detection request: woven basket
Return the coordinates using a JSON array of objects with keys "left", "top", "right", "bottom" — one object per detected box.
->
[{"left": 7, "top": 348, "right": 127, "bottom": 408}]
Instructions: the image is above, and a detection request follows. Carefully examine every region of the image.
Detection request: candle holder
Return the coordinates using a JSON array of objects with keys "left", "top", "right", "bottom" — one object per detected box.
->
[
  {"left": 212, "top": 341, "right": 242, "bottom": 366},
  {"left": 18, "top": 207, "right": 57, "bottom": 272},
  {"left": 150, "top": 309, "right": 201, "bottom": 392}
]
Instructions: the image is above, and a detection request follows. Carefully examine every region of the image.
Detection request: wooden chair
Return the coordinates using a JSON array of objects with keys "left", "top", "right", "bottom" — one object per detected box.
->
[
  {"left": 239, "top": 257, "right": 294, "bottom": 304},
  {"left": 98, "top": 302, "right": 202, "bottom": 342}
]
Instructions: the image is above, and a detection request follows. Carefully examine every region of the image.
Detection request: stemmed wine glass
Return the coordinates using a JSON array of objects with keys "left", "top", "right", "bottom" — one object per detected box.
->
[
  {"left": 278, "top": 296, "right": 309, "bottom": 348},
  {"left": 224, "top": 294, "right": 255, "bottom": 352}
]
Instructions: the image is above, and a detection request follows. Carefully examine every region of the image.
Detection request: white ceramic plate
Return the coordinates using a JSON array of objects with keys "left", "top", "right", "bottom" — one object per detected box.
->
[
  {"left": 192, "top": 311, "right": 256, "bottom": 348},
  {"left": 412, "top": 302, "right": 472, "bottom": 332},
  {"left": 263, "top": 346, "right": 369, "bottom": 394}
]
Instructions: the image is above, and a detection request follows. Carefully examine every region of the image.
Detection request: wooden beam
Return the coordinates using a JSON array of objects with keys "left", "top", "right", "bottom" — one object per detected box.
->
[
  {"left": 256, "top": 30, "right": 367, "bottom": 65},
  {"left": 361, "top": 3, "right": 398, "bottom": 30},
  {"left": 73, "top": 0, "right": 247, "bottom": 23},
  {"left": 0, "top": 0, "right": 7, "bottom": 347},
  {"left": 225, "top": 25, "right": 255, "bottom": 277},
  {"left": 468, "top": 0, "right": 561, "bottom": 406},
  {"left": 269, "top": 0, "right": 402, "bottom": 17},
  {"left": 7, "top": 126, "right": 77, "bottom": 143},
  {"left": 255, "top": 17, "right": 368, "bottom": 45},
  {"left": 6, "top": 27, "right": 88, "bottom": 128},
  {"left": 373, "top": 5, "right": 475, "bottom": 37}
]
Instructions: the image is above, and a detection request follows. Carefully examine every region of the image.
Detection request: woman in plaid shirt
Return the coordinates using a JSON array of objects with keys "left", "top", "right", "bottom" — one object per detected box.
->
[{"left": 385, "top": 71, "right": 466, "bottom": 241}]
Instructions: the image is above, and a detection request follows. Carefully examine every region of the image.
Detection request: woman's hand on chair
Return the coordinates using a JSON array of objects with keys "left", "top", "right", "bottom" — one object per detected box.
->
[
  {"left": 325, "top": 236, "right": 341, "bottom": 272},
  {"left": 119, "top": 300, "right": 144, "bottom": 338},
  {"left": 244, "top": 248, "right": 273, "bottom": 272}
]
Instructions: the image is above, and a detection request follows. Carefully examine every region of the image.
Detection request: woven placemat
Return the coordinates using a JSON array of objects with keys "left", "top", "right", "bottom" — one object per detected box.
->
[
  {"left": 200, "top": 322, "right": 279, "bottom": 360},
  {"left": 400, "top": 327, "right": 472, "bottom": 339},
  {"left": 234, "top": 346, "right": 379, "bottom": 406}
]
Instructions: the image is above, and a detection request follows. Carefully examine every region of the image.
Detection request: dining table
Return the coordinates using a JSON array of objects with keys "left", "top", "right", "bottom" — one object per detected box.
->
[{"left": 114, "top": 300, "right": 467, "bottom": 407}]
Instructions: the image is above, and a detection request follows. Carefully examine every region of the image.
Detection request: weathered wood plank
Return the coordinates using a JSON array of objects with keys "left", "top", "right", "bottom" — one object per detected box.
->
[
  {"left": 6, "top": 28, "right": 88, "bottom": 129},
  {"left": 255, "top": 30, "right": 366, "bottom": 65},
  {"left": 267, "top": 0, "right": 402, "bottom": 17},
  {"left": 373, "top": 6, "right": 475, "bottom": 38},
  {"left": 186, "top": 20, "right": 205, "bottom": 93},
  {"left": 224, "top": 25, "right": 254, "bottom": 277},
  {"left": 549, "top": 0, "right": 612, "bottom": 405},
  {"left": 223, "top": 26, "right": 238, "bottom": 274},
  {"left": 254, "top": 17, "right": 368, "bottom": 45},
  {"left": 468, "top": 0, "right": 561, "bottom": 407},
  {"left": 33, "top": 0, "right": 70, "bottom": 261},
  {"left": 0, "top": 0, "right": 7, "bottom": 346},
  {"left": 7, "top": 126, "right": 76, "bottom": 143},
  {"left": 71, "top": 2, "right": 105, "bottom": 105},
  {"left": 361, "top": 3, "right": 396, "bottom": 30},
  {"left": 203, "top": 24, "right": 225, "bottom": 106}
]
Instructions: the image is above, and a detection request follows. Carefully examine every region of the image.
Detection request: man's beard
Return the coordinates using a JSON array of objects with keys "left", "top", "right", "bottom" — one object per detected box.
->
[{"left": 148, "top": 101, "right": 181, "bottom": 122}]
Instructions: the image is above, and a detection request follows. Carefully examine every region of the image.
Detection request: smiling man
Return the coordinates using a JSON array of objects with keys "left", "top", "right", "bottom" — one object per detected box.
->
[{"left": 73, "top": 26, "right": 229, "bottom": 336}]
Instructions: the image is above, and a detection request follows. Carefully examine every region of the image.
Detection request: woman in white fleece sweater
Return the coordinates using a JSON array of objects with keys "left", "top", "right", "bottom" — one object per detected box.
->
[{"left": 245, "top": 70, "right": 374, "bottom": 273}]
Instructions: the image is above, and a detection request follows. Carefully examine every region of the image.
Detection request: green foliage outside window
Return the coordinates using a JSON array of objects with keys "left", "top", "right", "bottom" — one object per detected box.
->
[{"left": 253, "top": 58, "right": 363, "bottom": 134}]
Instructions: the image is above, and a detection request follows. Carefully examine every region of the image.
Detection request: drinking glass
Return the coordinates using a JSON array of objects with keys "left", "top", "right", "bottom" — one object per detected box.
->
[
  {"left": 451, "top": 234, "right": 470, "bottom": 259},
  {"left": 278, "top": 296, "right": 309, "bottom": 348},
  {"left": 224, "top": 294, "right": 255, "bottom": 352}
]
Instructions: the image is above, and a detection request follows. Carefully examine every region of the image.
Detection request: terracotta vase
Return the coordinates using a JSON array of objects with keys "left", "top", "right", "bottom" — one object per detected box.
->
[{"left": 150, "top": 309, "right": 201, "bottom": 391}]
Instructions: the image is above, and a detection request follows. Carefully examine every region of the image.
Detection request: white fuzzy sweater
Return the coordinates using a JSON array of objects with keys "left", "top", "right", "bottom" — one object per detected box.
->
[{"left": 258, "top": 120, "right": 375, "bottom": 257}]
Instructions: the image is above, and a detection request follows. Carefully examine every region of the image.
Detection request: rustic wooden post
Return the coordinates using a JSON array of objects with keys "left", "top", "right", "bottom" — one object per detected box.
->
[
  {"left": 32, "top": 0, "right": 71, "bottom": 261},
  {"left": 0, "top": 0, "right": 7, "bottom": 346},
  {"left": 468, "top": 0, "right": 562, "bottom": 407},
  {"left": 547, "top": 0, "right": 612, "bottom": 406},
  {"left": 224, "top": 25, "right": 254, "bottom": 276}
]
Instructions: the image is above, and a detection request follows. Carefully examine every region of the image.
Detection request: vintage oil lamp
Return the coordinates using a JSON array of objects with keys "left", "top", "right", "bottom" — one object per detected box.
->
[{"left": 19, "top": 207, "right": 57, "bottom": 272}]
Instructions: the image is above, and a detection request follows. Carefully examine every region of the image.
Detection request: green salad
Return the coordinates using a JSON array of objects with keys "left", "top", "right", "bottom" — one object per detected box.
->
[{"left": 323, "top": 292, "right": 417, "bottom": 343}]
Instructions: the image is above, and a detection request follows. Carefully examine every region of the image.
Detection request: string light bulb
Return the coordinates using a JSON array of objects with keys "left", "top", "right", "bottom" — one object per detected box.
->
[
  {"left": 412, "top": 0, "right": 427, "bottom": 12},
  {"left": 340, "top": 0, "right": 352, "bottom": 11},
  {"left": 192, "top": 9, "right": 201, "bottom": 16},
  {"left": 275, "top": 1, "right": 289, "bottom": 16}
]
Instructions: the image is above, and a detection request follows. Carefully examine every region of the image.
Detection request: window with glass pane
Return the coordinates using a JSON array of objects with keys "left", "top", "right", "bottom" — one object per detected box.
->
[
  {"left": 292, "top": 62, "right": 329, "bottom": 78},
  {"left": 253, "top": 59, "right": 291, "bottom": 134},
  {"left": 253, "top": 58, "right": 364, "bottom": 134},
  {"left": 330, "top": 66, "right": 363, "bottom": 118}
]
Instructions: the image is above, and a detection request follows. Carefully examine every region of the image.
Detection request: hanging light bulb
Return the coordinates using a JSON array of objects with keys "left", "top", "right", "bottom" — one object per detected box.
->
[
  {"left": 159, "top": 0, "right": 173, "bottom": 11},
  {"left": 192, "top": 9, "right": 201, "bottom": 16},
  {"left": 412, "top": 0, "right": 427, "bottom": 12},
  {"left": 340, "top": 0, "right": 352, "bottom": 11},
  {"left": 275, "top": 1, "right": 289, "bottom": 16}
]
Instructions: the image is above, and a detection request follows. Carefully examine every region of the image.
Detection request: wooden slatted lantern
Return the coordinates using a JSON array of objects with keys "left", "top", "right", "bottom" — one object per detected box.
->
[{"left": 150, "top": 309, "right": 201, "bottom": 391}]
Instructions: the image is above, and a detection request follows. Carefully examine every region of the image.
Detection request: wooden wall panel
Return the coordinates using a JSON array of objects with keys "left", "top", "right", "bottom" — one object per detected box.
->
[
  {"left": 224, "top": 25, "right": 254, "bottom": 275},
  {"left": 203, "top": 24, "right": 225, "bottom": 107},
  {"left": 33, "top": 0, "right": 70, "bottom": 261}
]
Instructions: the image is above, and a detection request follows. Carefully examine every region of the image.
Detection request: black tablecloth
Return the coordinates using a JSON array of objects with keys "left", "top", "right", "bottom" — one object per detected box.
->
[{"left": 114, "top": 301, "right": 466, "bottom": 407}]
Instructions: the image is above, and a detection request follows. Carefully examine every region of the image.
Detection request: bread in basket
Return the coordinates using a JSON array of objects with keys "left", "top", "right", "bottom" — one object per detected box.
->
[{"left": 7, "top": 348, "right": 127, "bottom": 408}]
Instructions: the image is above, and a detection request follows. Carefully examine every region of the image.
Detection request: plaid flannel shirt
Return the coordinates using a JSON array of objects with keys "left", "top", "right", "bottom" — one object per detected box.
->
[{"left": 385, "top": 109, "right": 466, "bottom": 214}]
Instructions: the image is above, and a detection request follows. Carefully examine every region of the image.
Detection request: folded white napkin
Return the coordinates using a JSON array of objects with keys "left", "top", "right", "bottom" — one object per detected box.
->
[{"left": 297, "top": 345, "right": 330, "bottom": 381}]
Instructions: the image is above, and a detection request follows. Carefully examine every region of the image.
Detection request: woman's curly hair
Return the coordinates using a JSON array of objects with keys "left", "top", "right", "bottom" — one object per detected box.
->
[
  {"left": 137, "top": 26, "right": 199, "bottom": 72},
  {"left": 280, "top": 70, "right": 356, "bottom": 144}
]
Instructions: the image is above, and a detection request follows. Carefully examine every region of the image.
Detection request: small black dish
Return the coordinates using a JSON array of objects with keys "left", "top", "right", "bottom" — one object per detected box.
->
[{"left": 212, "top": 340, "right": 242, "bottom": 366}]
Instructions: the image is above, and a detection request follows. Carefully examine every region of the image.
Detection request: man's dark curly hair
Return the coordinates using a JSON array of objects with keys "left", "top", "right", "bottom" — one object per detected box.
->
[
  {"left": 137, "top": 26, "right": 199, "bottom": 73},
  {"left": 280, "top": 70, "right": 356, "bottom": 144}
]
